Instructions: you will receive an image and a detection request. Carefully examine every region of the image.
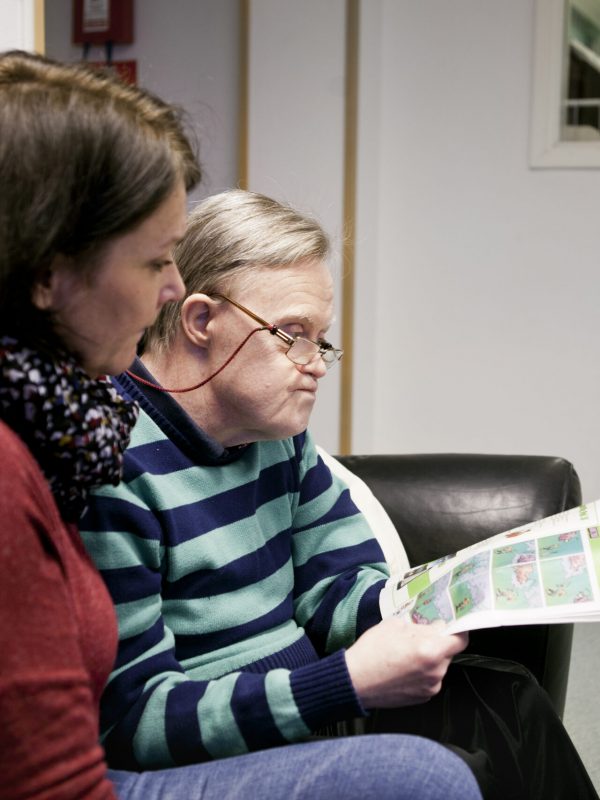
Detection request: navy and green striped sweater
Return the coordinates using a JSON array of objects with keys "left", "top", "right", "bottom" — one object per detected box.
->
[{"left": 80, "top": 361, "right": 389, "bottom": 769}]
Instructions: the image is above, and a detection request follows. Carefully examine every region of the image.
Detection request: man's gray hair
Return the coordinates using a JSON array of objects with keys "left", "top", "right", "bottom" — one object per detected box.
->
[{"left": 144, "top": 189, "right": 330, "bottom": 352}]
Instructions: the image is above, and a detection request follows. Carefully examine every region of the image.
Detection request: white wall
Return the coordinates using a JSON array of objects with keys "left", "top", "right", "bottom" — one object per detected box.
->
[
  {"left": 0, "top": 0, "right": 36, "bottom": 50},
  {"left": 353, "top": 0, "right": 600, "bottom": 501},
  {"left": 246, "top": 0, "right": 346, "bottom": 452},
  {"left": 44, "top": 0, "right": 240, "bottom": 203}
]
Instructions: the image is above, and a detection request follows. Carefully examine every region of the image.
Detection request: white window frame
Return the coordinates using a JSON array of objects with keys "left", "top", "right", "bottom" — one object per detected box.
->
[{"left": 530, "top": 0, "right": 600, "bottom": 168}]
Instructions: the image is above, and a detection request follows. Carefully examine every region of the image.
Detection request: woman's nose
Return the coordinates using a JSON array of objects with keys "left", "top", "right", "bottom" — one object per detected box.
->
[{"left": 161, "top": 261, "right": 186, "bottom": 304}]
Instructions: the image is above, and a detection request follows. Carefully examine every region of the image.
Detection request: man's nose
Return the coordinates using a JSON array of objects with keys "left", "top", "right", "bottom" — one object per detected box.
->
[{"left": 299, "top": 353, "right": 328, "bottom": 378}]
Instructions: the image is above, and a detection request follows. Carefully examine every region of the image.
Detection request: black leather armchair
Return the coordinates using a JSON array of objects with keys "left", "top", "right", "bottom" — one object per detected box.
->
[{"left": 336, "top": 452, "right": 581, "bottom": 719}]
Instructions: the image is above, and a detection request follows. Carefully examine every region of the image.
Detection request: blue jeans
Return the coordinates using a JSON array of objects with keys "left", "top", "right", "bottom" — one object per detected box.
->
[{"left": 108, "top": 733, "right": 482, "bottom": 800}]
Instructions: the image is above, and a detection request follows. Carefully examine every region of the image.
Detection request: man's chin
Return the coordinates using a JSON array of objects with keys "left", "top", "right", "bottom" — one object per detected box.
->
[{"left": 278, "top": 416, "right": 312, "bottom": 440}]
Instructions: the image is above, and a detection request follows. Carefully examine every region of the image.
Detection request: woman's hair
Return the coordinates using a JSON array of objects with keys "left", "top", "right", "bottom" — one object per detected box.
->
[
  {"left": 0, "top": 50, "right": 201, "bottom": 349},
  {"left": 144, "top": 189, "right": 330, "bottom": 353}
]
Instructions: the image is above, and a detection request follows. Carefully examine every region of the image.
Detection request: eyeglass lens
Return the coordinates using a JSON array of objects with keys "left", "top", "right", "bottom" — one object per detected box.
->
[{"left": 287, "top": 338, "right": 339, "bottom": 368}]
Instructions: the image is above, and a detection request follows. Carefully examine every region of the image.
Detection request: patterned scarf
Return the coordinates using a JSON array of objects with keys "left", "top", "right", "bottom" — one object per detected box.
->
[{"left": 0, "top": 337, "right": 139, "bottom": 521}]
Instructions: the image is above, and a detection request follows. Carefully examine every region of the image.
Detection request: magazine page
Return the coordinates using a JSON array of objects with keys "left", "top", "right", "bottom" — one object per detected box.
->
[{"left": 379, "top": 500, "right": 600, "bottom": 633}]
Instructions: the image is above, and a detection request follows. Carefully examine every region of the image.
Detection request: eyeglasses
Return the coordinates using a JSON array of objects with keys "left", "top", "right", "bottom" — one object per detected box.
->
[{"left": 213, "top": 294, "right": 343, "bottom": 369}]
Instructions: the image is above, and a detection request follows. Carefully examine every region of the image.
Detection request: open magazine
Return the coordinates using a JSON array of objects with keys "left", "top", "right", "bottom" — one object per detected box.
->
[{"left": 379, "top": 499, "right": 600, "bottom": 633}]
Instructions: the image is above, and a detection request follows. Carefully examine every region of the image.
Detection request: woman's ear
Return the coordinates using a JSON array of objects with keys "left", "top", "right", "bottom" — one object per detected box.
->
[
  {"left": 32, "top": 275, "right": 53, "bottom": 310},
  {"left": 180, "top": 293, "right": 218, "bottom": 349},
  {"left": 31, "top": 255, "right": 71, "bottom": 310}
]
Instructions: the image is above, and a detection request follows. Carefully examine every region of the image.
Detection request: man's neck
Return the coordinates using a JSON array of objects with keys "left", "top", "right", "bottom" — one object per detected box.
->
[{"left": 141, "top": 346, "right": 213, "bottom": 429}]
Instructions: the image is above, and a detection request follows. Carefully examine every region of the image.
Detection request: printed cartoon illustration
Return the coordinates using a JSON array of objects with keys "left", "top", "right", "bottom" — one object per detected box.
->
[
  {"left": 492, "top": 541, "right": 536, "bottom": 568},
  {"left": 448, "top": 553, "right": 491, "bottom": 620},
  {"left": 537, "top": 530, "right": 583, "bottom": 560},
  {"left": 409, "top": 573, "right": 454, "bottom": 625},
  {"left": 546, "top": 584, "right": 567, "bottom": 598},
  {"left": 396, "top": 562, "right": 429, "bottom": 590},
  {"left": 558, "top": 531, "right": 578, "bottom": 543},
  {"left": 495, "top": 588, "right": 518, "bottom": 603},
  {"left": 540, "top": 543, "right": 593, "bottom": 607},
  {"left": 492, "top": 540, "right": 543, "bottom": 610},
  {"left": 514, "top": 561, "right": 535, "bottom": 585},
  {"left": 505, "top": 529, "right": 530, "bottom": 539}
]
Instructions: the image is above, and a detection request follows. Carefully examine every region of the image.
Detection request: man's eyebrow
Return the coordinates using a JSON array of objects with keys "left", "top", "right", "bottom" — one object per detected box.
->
[
  {"left": 275, "top": 311, "right": 335, "bottom": 333},
  {"left": 285, "top": 313, "right": 313, "bottom": 324},
  {"left": 275, "top": 312, "right": 320, "bottom": 326}
]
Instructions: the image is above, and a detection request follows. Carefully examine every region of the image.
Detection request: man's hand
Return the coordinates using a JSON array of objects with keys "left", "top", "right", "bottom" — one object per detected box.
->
[{"left": 344, "top": 617, "right": 468, "bottom": 708}]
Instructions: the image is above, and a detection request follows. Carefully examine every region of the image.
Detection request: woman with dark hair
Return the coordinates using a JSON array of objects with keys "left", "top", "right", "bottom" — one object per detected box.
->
[
  {"left": 0, "top": 49, "right": 197, "bottom": 799},
  {"left": 0, "top": 50, "right": 482, "bottom": 800}
]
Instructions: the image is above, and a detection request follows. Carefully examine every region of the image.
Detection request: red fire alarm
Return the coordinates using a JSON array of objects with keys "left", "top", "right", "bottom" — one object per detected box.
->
[{"left": 73, "top": 0, "right": 134, "bottom": 45}]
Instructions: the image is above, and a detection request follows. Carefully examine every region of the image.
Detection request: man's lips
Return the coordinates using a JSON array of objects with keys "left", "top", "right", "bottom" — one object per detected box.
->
[{"left": 295, "top": 383, "right": 318, "bottom": 394}]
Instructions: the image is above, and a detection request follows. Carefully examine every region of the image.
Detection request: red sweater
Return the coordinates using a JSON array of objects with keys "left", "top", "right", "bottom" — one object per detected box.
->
[{"left": 0, "top": 420, "right": 118, "bottom": 799}]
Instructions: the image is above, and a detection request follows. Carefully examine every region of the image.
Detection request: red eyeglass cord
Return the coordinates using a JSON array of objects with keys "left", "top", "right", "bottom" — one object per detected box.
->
[{"left": 126, "top": 326, "right": 268, "bottom": 394}]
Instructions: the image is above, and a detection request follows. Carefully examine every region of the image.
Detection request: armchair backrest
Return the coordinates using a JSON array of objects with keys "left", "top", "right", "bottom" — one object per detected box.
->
[{"left": 336, "top": 453, "right": 581, "bottom": 566}]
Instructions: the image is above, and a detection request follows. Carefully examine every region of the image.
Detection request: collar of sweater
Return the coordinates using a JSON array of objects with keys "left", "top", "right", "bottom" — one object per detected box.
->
[{"left": 114, "top": 358, "right": 249, "bottom": 468}]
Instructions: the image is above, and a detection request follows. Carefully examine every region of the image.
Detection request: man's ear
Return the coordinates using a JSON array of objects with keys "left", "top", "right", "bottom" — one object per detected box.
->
[
  {"left": 31, "top": 255, "right": 70, "bottom": 310},
  {"left": 180, "top": 293, "right": 218, "bottom": 348}
]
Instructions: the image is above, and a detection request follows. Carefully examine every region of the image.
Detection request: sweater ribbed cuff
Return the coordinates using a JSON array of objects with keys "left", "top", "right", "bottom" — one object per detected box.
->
[{"left": 289, "top": 649, "right": 365, "bottom": 731}]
